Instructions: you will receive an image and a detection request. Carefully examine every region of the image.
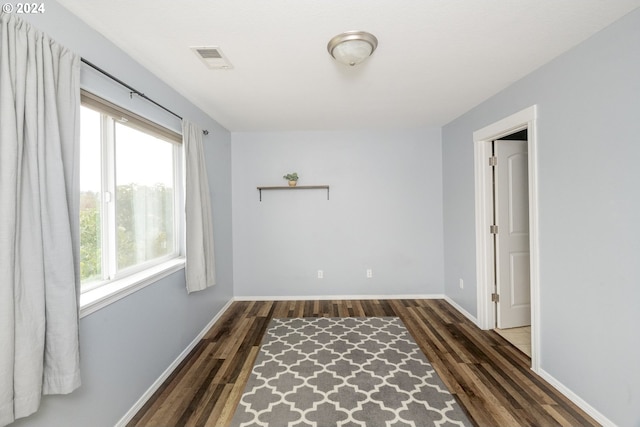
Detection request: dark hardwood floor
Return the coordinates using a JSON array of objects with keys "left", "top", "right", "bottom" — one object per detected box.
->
[{"left": 128, "top": 299, "right": 599, "bottom": 427}]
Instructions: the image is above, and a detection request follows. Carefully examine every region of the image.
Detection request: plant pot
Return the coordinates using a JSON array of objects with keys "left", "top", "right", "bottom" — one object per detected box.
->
[{"left": 288, "top": 180, "right": 297, "bottom": 187}]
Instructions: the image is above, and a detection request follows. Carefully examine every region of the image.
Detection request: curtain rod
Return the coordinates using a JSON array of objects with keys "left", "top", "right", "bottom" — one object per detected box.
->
[{"left": 81, "top": 58, "right": 209, "bottom": 135}]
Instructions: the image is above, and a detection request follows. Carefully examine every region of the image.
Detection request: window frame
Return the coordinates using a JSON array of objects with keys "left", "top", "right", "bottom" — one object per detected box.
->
[{"left": 79, "top": 90, "right": 185, "bottom": 315}]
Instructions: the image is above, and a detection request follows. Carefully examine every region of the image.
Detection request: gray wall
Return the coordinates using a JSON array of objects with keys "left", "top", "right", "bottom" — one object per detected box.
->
[
  {"left": 442, "top": 9, "right": 640, "bottom": 426},
  {"left": 16, "top": 3, "right": 234, "bottom": 426},
  {"left": 232, "top": 129, "right": 444, "bottom": 298}
]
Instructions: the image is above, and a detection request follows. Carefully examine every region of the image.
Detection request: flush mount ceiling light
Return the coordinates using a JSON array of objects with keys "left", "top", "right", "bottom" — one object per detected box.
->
[{"left": 327, "top": 31, "right": 378, "bottom": 66}]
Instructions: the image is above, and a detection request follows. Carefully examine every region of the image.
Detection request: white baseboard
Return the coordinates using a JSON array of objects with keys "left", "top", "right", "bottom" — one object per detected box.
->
[
  {"left": 537, "top": 369, "right": 616, "bottom": 427},
  {"left": 233, "top": 294, "right": 445, "bottom": 301},
  {"left": 443, "top": 295, "right": 479, "bottom": 327},
  {"left": 114, "top": 298, "right": 235, "bottom": 427}
]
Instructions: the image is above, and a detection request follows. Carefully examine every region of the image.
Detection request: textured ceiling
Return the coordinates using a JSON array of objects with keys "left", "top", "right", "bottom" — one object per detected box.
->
[{"left": 57, "top": 0, "right": 640, "bottom": 131}]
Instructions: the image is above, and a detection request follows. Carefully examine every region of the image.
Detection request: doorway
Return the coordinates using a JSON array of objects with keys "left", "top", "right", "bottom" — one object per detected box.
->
[
  {"left": 494, "top": 131, "right": 531, "bottom": 328},
  {"left": 473, "top": 106, "right": 540, "bottom": 371},
  {"left": 492, "top": 130, "right": 531, "bottom": 356}
]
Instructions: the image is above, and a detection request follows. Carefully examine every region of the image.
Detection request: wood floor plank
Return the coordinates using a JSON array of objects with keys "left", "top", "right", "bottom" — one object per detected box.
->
[
  {"left": 202, "top": 383, "right": 234, "bottom": 427},
  {"left": 212, "top": 346, "right": 260, "bottom": 426},
  {"left": 177, "top": 365, "right": 225, "bottom": 427},
  {"left": 127, "top": 299, "right": 600, "bottom": 427}
]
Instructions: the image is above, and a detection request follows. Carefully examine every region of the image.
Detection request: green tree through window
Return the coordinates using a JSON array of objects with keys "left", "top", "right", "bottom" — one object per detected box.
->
[{"left": 79, "top": 95, "right": 181, "bottom": 290}]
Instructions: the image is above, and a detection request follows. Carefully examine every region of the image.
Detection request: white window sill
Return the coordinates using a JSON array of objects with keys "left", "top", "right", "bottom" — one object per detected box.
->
[{"left": 80, "top": 257, "right": 185, "bottom": 318}]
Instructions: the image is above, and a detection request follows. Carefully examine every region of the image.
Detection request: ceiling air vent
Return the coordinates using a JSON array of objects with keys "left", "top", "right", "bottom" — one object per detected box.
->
[
  {"left": 196, "top": 48, "right": 222, "bottom": 59},
  {"left": 191, "top": 46, "right": 233, "bottom": 70}
]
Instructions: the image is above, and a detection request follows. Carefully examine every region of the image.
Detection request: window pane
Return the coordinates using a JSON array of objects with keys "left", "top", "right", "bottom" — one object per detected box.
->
[
  {"left": 115, "top": 123, "right": 175, "bottom": 271},
  {"left": 79, "top": 106, "right": 103, "bottom": 284}
]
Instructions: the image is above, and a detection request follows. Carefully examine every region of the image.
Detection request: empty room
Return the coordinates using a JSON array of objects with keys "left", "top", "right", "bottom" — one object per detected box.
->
[{"left": 2, "top": 1, "right": 639, "bottom": 426}]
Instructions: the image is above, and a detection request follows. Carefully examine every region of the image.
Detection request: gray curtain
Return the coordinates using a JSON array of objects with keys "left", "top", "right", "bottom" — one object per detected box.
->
[
  {"left": 0, "top": 13, "right": 81, "bottom": 426},
  {"left": 183, "top": 119, "right": 216, "bottom": 293}
]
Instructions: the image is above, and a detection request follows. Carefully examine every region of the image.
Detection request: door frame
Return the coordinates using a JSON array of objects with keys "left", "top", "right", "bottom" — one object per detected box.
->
[{"left": 473, "top": 105, "right": 540, "bottom": 372}]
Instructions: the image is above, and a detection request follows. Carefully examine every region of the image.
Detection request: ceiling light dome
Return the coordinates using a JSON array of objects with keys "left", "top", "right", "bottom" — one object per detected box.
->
[{"left": 327, "top": 31, "right": 378, "bottom": 66}]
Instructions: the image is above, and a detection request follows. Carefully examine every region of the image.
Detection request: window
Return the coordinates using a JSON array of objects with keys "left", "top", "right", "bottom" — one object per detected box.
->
[{"left": 79, "top": 91, "right": 183, "bottom": 293}]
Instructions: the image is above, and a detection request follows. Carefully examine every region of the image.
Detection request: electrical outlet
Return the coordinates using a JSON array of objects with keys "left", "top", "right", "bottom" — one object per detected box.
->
[
  {"left": 317, "top": 270, "right": 324, "bottom": 279},
  {"left": 366, "top": 269, "right": 373, "bottom": 278},
  {"left": 459, "top": 278, "right": 464, "bottom": 289}
]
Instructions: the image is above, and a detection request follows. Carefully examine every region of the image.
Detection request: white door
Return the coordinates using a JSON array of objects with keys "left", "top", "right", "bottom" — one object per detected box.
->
[{"left": 495, "top": 140, "right": 531, "bottom": 329}]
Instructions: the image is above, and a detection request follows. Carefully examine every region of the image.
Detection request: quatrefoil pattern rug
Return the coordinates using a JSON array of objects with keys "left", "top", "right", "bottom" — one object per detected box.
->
[{"left": 230, "top": 317, "right": 471, "bottom": 427}]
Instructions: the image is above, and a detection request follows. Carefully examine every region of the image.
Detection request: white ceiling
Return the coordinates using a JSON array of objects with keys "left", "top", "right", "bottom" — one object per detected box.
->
[{"left": 58, "top": 0, "right": 640, "bottom": 132}]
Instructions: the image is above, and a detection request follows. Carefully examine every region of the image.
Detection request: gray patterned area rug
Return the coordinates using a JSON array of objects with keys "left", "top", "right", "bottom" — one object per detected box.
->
[{"left": 230, "top": 317, "right": 472, "bottom": 427}]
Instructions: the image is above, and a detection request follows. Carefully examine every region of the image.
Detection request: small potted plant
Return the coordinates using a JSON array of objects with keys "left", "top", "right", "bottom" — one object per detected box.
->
[{"left": 283, "top": 172, "right": 299, "bottom": 187}]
